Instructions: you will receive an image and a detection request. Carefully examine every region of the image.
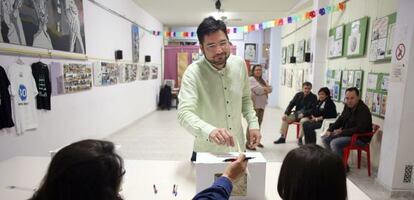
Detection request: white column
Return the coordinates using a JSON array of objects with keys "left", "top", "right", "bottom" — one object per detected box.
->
[
  {"left": 268, "top": 27, "right": 282, "bottom": 108},
  {"left": 310, "top": 0, "right": 330, "bottom": 91},
  {"left": 377, "top": 0, "right": 414, "bottom": 195}
]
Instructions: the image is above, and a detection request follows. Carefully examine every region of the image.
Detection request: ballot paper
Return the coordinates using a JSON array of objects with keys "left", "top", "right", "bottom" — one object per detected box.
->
[{"left": 195, "top": 152, "right": 266, "bottom": 200}]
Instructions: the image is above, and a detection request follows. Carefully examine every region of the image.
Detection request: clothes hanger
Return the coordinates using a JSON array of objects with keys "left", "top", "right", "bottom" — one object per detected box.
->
[{"left": 16, "top": 56, "right": 24, "bottom": 65}]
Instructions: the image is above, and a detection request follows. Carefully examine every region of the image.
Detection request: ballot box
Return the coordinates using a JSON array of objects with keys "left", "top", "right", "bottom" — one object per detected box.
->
[{"left": 195, "top": 152, "right": 266, "bottom": 200}]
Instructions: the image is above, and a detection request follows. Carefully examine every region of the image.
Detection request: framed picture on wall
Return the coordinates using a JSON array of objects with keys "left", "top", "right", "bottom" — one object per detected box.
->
[
  {"left": 281, "top": 47, "right": 287, "bottom": 64},
  {"left": 0, "top": 0, "right": 86, "bottom": 54},
  {"left": 132, "top": 24, "right": 140, "bottom": 63},
  {"left": 296, "top": 40, "right": 306, "bottom": 63},
  {"left": 287, "top": 44, "right": 294, "bottom": 63},
  {"left": 244, "top": 43, "right": 257, "bottom": 62}
]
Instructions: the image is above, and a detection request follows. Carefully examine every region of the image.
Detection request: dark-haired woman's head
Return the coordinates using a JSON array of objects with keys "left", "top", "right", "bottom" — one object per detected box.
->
[
  {"left": 318, "top": 87, "right": 331, "bottom": 101},
  {"left": 278, "top": 144, "right": 347, "bottom": 200},
  {"left": 197, "top": 17, "right": 230, "bottom": 69},
  {"left": 251, "top": 64, "right": 263, "bottom": 78},
  {"left": 30, "top": 140, "right": 124, "bottom": 200}
]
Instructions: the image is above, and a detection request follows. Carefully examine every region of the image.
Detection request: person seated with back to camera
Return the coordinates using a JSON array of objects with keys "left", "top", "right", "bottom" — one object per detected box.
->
[
  {"left": 274, "top": 82, "right": 317, "bottom": 145},
  {"left": 302, "top": 87, "right": 337, "bottom": 145},
  {"left": 322, "top": 87, "right": 372, "bottom": 171},
  {"left": 29, "top": 139, "right": 248, "bottom": 200},
  {"left": 278, "top": 144, "right": 347, "bottom": 200}
]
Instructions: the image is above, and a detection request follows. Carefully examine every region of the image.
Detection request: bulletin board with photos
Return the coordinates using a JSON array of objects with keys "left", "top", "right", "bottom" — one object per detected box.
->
[
  {"left": 326, "top": 69, "right": 343, "bottom": 102},
  {"left": 340, "top": 70, "right": 364, "bottom": 102},
  {"left": 344, "top": 16, "right": 369, "bottom": 58},
  {"left": 369, "top": 13, "right": 397, "bottom": 62},
  {"left": 365, "top": 73, "right": 389, "bottom": 118},
  {"left": 328, "top": 25, "right": 345, "bottom": 59}
]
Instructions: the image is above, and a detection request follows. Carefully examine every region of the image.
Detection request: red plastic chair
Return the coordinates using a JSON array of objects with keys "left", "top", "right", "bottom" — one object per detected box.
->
[
  {"left": 342, "top": 124, "right": 380, "bottom": 176},
  {"left": 287, "top": 121, "right": 300, "bottom": 139}
]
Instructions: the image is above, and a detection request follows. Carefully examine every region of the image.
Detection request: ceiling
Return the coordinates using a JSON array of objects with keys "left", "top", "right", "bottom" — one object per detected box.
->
[{"left": 132, "top": 0, "right": 312, "bottom": 27}]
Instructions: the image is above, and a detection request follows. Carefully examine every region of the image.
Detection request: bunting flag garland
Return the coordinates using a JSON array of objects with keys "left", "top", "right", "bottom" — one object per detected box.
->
[{"left": 157, "top": 1, "right": 347, "bottom": 38}]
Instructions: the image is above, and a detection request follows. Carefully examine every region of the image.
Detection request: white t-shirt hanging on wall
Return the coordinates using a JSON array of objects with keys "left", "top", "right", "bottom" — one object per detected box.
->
[{"left": 7, "top": 64, "right": 39, "bottom": 134}]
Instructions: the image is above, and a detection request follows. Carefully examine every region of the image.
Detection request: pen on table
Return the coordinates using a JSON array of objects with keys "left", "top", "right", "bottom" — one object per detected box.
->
[
  {"left": 223, "top": 156, "right": 255, "bottom": 162},
  {"left": 153, "top": 184, "right": 157, "bottom": 194},
  {"left": 7, "top": 185, "right": 36, "bottom": 191},
  {"left": 172, "top": 184, "right": 176, "bottom": 195}
]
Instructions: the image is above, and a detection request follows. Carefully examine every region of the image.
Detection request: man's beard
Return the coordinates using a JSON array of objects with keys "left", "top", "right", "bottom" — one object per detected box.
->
[{"left": 207, "top": 52, "right": 230, "bottom": 67}]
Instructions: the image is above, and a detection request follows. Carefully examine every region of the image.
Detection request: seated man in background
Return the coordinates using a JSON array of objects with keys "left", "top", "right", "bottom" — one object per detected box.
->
[
  {"left": 274, "top": 82, "right": 317, "bottom": 145},
  {"left": 322, "top": 87, "right": 372, "bottom": 162},
  {"left": 302, "top": 87, "right": 337, "bottom": 144},
  {"left": 278, "top": 144, "right": 347, "bottom": 200},
  {"left": 29, "top": 139, "right": 247, "bottom": 200}
]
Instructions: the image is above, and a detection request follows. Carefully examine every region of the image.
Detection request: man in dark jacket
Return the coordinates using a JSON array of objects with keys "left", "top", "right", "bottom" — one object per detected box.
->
[
  {"left": 322, "top": 87, "right": 373, "bottom": 158},
  {"left": 274, "top": 82, "right": 318, "bottom": 144}
]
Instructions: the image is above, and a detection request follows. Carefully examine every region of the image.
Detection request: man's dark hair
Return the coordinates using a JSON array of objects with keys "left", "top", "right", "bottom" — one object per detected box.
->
[
  {"left": 302, "top": 81, "right": 312, "bottom": 88},
  {"left": 196, "top": 16, "right": 229, "bottom": 45},
  {"left": 346, "top": 87, "right": 360, "bottom": 97},
  {"left": 278, "top": 144, "right": 347, "bottom": 200},
  {"left": 30, "top": 140, "right": 124, "bottom": 200}
]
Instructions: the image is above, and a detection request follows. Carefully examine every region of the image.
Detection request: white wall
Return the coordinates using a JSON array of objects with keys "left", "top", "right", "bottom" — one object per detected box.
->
[{"left": 0, "top": 0, "right": 164, "bottom": 161}]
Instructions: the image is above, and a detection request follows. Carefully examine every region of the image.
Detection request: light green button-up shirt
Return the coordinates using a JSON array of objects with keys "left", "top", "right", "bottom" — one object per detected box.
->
[{"left": 177, "top": 54, "right": 259, "bottom": 153}]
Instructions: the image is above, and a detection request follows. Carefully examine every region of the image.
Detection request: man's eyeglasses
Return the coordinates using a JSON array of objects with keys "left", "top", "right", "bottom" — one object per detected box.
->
[{"left": 205, "top": 40, "right": 229, "bottom": 50}]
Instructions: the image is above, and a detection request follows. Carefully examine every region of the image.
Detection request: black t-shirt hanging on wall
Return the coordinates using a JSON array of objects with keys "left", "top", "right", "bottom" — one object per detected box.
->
[
  {"left": 0, "top": 65, "right": 14, "bottom": 129},
  {"left": 31, "top": 62, "right": 52, "bottom": 110}
]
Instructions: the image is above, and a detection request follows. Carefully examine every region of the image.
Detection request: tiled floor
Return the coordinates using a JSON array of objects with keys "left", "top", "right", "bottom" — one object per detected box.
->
[{"left": 107, "top": 108, "right": 412, "bottom": 200}]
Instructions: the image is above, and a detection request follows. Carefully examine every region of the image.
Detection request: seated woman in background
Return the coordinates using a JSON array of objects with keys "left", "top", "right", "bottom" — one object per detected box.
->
[
  {"left": 302, "top": 87, "right": 337, "bottom": 144},
  {"left": 30, "top": 139, "right": 247, "bottom": 200},
  {"left": 278, "top": 144, "right": 347, "bottom": 200}
]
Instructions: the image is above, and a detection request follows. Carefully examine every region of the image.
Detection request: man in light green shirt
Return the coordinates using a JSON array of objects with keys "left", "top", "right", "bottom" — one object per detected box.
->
[{"left": 178, "top": 17, "right": 261, "bottom": 161}]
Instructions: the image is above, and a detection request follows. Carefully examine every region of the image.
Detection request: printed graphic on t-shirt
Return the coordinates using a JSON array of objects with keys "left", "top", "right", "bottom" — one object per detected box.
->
[
  {"left": 37, "top": 74, "right": 48, "bottom": 97},
  {"left": 18, "top": 84, "right": 28, "bottom": 102}
]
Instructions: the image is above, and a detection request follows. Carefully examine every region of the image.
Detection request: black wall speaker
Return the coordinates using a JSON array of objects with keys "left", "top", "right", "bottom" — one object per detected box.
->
[
  {"left": 115, "top": 50, "right": 123, "bottom": 60},
  {"left": 145, "top": 55, "right": 151, "bottom": 62},
  {"left": 305, "top": 53, "right": 311, "bottom": 62},
  {"left": 290, "top": 56, "right": 296, "bottom": 64}
]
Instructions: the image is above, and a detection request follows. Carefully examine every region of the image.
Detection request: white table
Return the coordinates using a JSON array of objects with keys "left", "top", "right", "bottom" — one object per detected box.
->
[{"left": 0, "top": 157, "right": 371, "bottom": 200}]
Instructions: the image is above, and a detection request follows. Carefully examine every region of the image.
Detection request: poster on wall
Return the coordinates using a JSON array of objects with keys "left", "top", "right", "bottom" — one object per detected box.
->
[
  {"left": 286, "top": 69, "right": 293, "bottom": 88},
  {"left": 119, "top": 63, "right": 138, "bottom": 83},
  {"left": 380, "top": 94, "right": 387, "bottom": 117},
  {"left": 151, "top": 65, "right": 158, "bottom": 79},
  {"left": 328, "top": 25, "right": 344, "bottom": 58},
  {"left": 281, "top": 47, "right": 287, "bottom": 64},
  {"left": 287, "top": 44, "right": 294, "bottom": 63},
  {"left": 281, "top": 68, "right": 286, "bottom": 86},
  {"left": 96, "top": 62, "right": 119, "bottom": 86},
  {"left": 295, "top": 69, "right": 304, "bottom": 91},
  {"left": 296, "top": 40, "right": 305, "bottom": 63},
  {"left": 369, "top": 13, "right": 396, "bottom": 62},
  {"left": 345, "top": 17, "right": 369, "bottom": 58},
  {"left": 131, "top": 24, "right": 140, "bottom": 63},
  {"left": 306, "top": 38, "right": 311, "bottom": 53},
  {"left": 138, "top": 64, "right": 150, "bottom": 80},
  {"left": 244, "top": 43, "right": 257, "bottom": 62},
  {"left": 0, "top": 0, "right": 86, "bottom": 54},
  {"left": 63, "top": 63, "right": 92, "bottom": 93}
]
